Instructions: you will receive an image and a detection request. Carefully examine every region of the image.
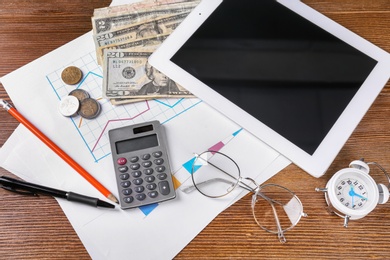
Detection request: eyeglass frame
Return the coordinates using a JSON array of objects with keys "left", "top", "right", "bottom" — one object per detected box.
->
[{"left": 183, "top": 150, "right": 307, "bottom": 243}]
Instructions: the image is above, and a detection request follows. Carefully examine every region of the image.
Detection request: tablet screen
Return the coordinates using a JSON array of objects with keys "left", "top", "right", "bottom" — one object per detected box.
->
[{"left": 170, "top": 0, "right": 377, "bottom": 155}]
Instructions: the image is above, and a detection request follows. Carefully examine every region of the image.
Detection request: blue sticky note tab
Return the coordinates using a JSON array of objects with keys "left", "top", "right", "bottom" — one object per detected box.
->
[
  {"left": 233, "top": 128, "right": 243, "bottom": 136},
  {"left": 183, "top": 157, "right": 202, "bottom": 174},
  {"left": 139, "top": 203, "right": 159, "bottom": 216},
  {"left": 183, "top": 157, "right": 196, "bottom": 174}
]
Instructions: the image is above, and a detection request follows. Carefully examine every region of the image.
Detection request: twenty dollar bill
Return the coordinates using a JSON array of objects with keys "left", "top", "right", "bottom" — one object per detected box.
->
[{"left": 102, "top": 50, "right": 193, "bottom": 99}]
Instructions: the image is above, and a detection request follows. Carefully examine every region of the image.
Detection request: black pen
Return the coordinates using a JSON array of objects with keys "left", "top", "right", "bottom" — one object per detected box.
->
[{"left": 0, "top": 176, "right": 115, "bottom": 209}]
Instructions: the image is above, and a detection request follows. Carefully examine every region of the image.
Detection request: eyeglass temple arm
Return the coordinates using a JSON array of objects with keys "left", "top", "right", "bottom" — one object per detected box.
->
[
  {"left": 182, "top": 178, "right": 235, "bottom": 193},
  {"left": 270, "top": 202, "right": 287, "bottom": 243},
  {"left": 189, "top": 172, "right": 298, "bottom": 212},
  {"left": 195, "top": 153, "right": 257, "bottom": 192},
  {"left": 182, "top": 177, "right": 256, "bottom": 194},
  {"left": 201, "top": 155, "right": 301, "bottom": 210}
]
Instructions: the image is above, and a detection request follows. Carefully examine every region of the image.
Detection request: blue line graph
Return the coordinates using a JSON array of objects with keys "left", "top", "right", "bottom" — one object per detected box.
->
[
  {"left": 46, "top": 51, "right": 201, "bottom": 163},
  {"left": 44, "top": 51, "right": 207, "bottom": 217},
  {"left": 77, "top": 71, "right": 103, "bottom": 88}
]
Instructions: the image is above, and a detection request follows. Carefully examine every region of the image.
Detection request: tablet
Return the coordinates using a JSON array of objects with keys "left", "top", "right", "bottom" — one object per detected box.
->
[{"left": 149, "top": 0, "right": 390, "bottom": 177}]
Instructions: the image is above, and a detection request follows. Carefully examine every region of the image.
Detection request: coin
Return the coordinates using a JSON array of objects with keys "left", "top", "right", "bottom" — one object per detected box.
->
[
  {"left": 69, "top": 89, "right": 90, "bottom": 102},
  {"left": 78, "top": 98, "right": 101, "bottom": 119},
  {"left": 61, "top": 66, "right": 83, "bottom": 85},
  {"left": 58, "top": 95, "right": 80, "bottom": 117}
]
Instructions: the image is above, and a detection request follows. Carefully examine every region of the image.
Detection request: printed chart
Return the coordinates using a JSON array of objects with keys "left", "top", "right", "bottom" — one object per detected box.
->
[
  {"left": 45, "top": 51, "right": 243, "bottom": 216},
  {"left": 46, "top": 51, "right": 202, "bottom": 163}
]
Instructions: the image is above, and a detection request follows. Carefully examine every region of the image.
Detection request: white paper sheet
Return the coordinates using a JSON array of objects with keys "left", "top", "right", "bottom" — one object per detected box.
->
[{"left": 0, "top": 3, "right": 291, "bottom": 258}]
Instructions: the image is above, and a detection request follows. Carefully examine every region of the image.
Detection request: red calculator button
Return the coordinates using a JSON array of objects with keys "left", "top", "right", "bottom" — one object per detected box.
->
[{"left": 117, "top": 157, "right": 127, "bottom": 165}]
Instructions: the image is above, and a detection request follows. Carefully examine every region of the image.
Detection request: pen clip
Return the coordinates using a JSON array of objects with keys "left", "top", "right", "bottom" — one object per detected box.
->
[{"left": 1, "top": 185, "right": 39, "bottom": 196}]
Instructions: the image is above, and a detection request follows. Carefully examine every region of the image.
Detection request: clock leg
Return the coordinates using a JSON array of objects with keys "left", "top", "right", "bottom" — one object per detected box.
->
[{"left": 343, "top": 215, "right": 350, "bottom": 228}]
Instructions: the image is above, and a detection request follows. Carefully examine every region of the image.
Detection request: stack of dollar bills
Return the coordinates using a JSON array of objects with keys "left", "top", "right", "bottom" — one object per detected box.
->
[{"left": 92, "top": 0, "right": 200, "bottom": 105}]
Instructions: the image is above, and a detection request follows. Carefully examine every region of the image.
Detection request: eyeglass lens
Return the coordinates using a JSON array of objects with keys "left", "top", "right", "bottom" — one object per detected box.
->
[
  {"left": 252, "top": 184, "right": 304, "bottom": 238},
  {"left": 191, "top": 150, "right": 305, "bottom": 242},
  {"left": 191, "top": 151, "right": 241, "bottom": 198}
]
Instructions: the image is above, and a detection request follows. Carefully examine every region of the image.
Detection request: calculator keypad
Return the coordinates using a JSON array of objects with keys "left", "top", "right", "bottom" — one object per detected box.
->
[{"left": 115, "top": 151, "right": 175, "bottom": 209}]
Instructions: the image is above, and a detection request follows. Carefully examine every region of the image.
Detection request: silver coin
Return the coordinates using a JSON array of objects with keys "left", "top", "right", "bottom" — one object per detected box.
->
[
  {"left": 69, "top": 89, "right": 90, "bottom": 102},
  {"left": 58, "top": 95, "right": 80, "bottom": 117},
  {"left": 78, "top": 98, "right": 101, "bottom": 119}
]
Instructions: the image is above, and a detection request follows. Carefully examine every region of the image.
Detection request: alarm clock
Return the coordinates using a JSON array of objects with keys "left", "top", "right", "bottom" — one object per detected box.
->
[{"left": 316, "top": 160, "right": 389, "bottom": 227}]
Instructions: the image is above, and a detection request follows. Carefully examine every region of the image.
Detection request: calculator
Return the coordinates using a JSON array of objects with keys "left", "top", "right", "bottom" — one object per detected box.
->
[{"left": 108, "top": 121, "right": 176, "bottom": 209}]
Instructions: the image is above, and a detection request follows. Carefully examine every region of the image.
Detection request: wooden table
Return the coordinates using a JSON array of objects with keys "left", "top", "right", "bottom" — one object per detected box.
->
[{"left": 1, "top": 1, "right": 389, "bottom": 259}]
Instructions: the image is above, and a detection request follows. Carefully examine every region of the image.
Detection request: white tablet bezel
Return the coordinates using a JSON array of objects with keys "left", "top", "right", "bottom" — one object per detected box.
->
[{"left": 149, "top": 0, "right": 390, "bottom": 177}]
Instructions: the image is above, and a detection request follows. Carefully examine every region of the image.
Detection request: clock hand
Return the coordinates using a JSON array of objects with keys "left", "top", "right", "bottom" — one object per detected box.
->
[
  {"left": 349, "top": 185, "right": 356, "bottom": 196},
  {"left": 349, "top": 184, "right": 368, "bottom": 201},
  {"left": 354, "top": 193, "right": 368, "bottom": 201},
  {"left": 349, "top": 185, "right": 355, "bottom": 208}
]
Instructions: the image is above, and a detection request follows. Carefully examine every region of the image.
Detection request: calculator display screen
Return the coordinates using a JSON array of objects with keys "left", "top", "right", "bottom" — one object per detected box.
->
[{"left": 115, "top": 134, "right": 158, "bottom": 154}]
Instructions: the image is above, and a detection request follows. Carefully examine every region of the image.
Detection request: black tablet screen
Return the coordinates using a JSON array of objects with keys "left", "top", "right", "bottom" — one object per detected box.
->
[{"left": 171, "top": 0, "right": 377, "bottom": 154}]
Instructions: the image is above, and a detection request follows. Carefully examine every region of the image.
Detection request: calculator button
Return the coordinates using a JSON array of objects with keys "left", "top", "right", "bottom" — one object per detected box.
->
[
  {"left": 158, "top": 181, "right": 171, "bottom": 195},
  {"left": 122, "top": 188, "right": 132, "bottom": 196},
  {"left": 119, "top": 173, "right": 130, "bottom": 180},
  {"left": 148, "top": 191, "right": 158, "bottom": 198},
  {"left": 123, "top": 196, "right": 134, "bottom": 204},
  {"left": 145, "top": 176, "right": 155, "bottom": 183},
  {"left": 134, "top": 186, "right": 145, "bottom": 193},
  {"left": 136, "top": 194, "right": 146, "bottom": 201},
  {"left": 118, "top": 166, "right": 128, "bottom": 173},
  {"left": 130, "top": 163, "right": 140, "bottom": 170},
  {"left": 157, "top": 173, "right": 167, "bottom": 180},
  {"left": 146, "top": 183, "right": 157, "bottom": 190},
  {"left": 153, "top": 151, "right": 162, "bottom": 158},
  {"left": 156, "top": 166, "right": 165, "bottom": 172},
  {"left": 144, "top": 168, "right": 154, "bottom": 175},
  {"left": 117, "top": 157, "right": 127, "bottom": 165},
  {"left": 121, "top": 181, "right": 131, "bottom": 188},
  {"left": 131, "top": 171, "right": 142, "bottom": 178},
  {"left": 142, "top": 154, "right": 151, "bottom": 160},
  {"left": 130, "top": 156, "right": 139, "bottom": 163},
  {"left": 142, "top": 161, "right": 152, "bottom": 168},
  {"left": 154, "top": 158, "right": 164, "bottom": 165},
  {"left": 133, "top": 178, "right": 143, "bottom": 185}
]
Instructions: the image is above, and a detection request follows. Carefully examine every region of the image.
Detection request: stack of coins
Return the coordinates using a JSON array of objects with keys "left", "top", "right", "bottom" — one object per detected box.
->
[{"left": 59, "top": 66, "right": 101, "bottom": 119}]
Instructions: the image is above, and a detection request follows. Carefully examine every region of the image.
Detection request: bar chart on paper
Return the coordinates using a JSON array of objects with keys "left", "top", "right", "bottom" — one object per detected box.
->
[{"left": 46, "top": 51, "right": 202, "bottom": 163}]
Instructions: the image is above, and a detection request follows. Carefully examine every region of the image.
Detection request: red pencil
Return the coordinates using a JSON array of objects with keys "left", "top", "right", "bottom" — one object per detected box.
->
[{"left": 1, "top": 99, "right": 118, "bottom": 204}]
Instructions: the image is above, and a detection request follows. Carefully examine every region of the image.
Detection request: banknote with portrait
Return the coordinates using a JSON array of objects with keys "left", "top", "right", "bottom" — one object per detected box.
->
[
  {"left": 92, "top": 0, "right": 200, "bottom": 103},
  {"left": 102, "top": 49, "right": 193, "bottom": 99}
]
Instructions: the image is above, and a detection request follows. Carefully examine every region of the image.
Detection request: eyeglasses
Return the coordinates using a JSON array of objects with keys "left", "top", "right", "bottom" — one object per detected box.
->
[{"left": 183, "top": 150, "right": 307, "bottom": 243}]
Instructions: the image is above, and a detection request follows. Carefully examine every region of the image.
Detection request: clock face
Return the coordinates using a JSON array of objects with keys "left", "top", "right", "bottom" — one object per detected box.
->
[{"left": 335, "top": 178, "right": 368, "bottom": 210}]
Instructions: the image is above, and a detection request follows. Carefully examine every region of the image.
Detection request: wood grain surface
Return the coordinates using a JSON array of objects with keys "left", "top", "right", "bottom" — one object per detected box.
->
[{"left": 1, "top": 0, "right": 389, "bottom": 259}]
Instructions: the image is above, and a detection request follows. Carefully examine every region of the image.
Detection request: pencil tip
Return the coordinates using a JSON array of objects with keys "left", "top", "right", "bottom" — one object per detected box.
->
[{"left": 108, "top": 193, "right": 119, "bottom": 204}]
